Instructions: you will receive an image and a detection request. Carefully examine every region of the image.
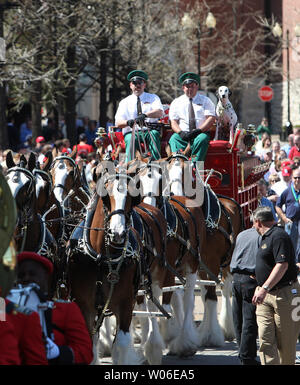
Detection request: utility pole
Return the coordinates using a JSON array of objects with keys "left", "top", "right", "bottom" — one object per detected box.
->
[{"left": 264, "top": 0, "right": 272, "bottom": 132}]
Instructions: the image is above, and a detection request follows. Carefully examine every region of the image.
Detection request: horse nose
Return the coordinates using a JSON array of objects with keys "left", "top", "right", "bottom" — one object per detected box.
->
[{"left": 107, "top": 229, "right": 126, "bottom": 244}]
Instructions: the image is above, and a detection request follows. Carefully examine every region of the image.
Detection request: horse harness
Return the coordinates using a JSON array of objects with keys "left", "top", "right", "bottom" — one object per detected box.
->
[
  {"left": 6, "top": 166, "right": 57, "bottom": 260},
  {"left": 167, "top": 196, "right": 220, "bottom": 284},
  {"left": 50, "top": 155, "right": 79, "bottom": 193},
  {"left": 68, "top": 177, "right": 175, "bottom": 331}
]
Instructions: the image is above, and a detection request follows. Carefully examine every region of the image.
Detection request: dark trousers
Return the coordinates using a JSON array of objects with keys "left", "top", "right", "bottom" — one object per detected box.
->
[{"left": 232, "top": 273, "right": 258, "bottom": 362}]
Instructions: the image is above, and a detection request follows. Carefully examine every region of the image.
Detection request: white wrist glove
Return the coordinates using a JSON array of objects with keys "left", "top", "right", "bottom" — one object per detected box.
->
[{"left": 46, "top": 337, "right": 60, "bottom": 360}]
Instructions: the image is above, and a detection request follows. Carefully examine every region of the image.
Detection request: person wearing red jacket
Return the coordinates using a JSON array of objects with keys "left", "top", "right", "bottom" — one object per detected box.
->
[
  {"left": 0, "top": 244, "right": 47, "bottom": 365},
  {"left": 4, "top": 299, "right": 48, "bottom": 365},
  {"left": 16, "top": 251, "right": 93, "bottom": 365},
  {"left": 289, "top": 134, "right": 300, "bottom": 161},
  {"left": 0, "top": 304, "right": 21, "bottom": 365},
  {"left": 73, "top": 133, "right": 94, "bottom": 161}
]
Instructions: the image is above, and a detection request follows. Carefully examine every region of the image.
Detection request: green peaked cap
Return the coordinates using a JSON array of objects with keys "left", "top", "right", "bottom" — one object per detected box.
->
[
  {"left": 179, "top": 72, "right": 200, "bottom": 85},
  {"left": 127, "top": 70, "right": 148, "bottom": 82}
]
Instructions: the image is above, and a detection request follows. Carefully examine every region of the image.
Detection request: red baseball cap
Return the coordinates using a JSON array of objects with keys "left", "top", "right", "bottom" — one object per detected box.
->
[
  {"left": 17, "top": 251, "right": 53, "bottom": 275},
  {"left": 281, "top": 166, "right": 292, "bottom": 177},
  {"left": 281, "top": 160, "right": 293, "bottom": 169},
  {"left": 36, "top": 136, "right": 45, "bottom": 144}
]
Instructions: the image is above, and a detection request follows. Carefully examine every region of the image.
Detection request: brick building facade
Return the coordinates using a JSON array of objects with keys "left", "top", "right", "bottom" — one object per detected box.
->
[{"left": 182, "top": 0, "right": 299, "bottom": 133}]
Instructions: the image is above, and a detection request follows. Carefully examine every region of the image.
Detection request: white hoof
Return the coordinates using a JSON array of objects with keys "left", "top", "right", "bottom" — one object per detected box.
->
[
  {"left": 197, "top": 299, "right": 225, "bottom": 347},
  {"left": 111, "top": 330, "right": 144, "bottom": 365}
]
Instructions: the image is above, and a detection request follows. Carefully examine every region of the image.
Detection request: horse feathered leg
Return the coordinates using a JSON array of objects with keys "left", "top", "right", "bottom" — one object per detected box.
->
[
  {"left": 160, "top": 288, "right": 183, "bottom": 347},
  {"left": 111, "top": 309, "right": 144, "bottom": 365},
  {"left": 197, "top": 285, "right": 225, "bottom": 347},
  {"left": 98, "top": 316, "right": 115, "bottom": 358},
  {"left": 168, "top": 272, "right": 199, "bottom": 357},
  {"left": 144, "top": 282, "right": 165, "bottom": 365},
  {"left": 135, "top": 300, "right": 149, "bottom": 347},
  {"left": 160, "top": 269, "right": 183, "bottom": 347},
  {"left": 219, "top": 271, "right": 235, "bottom": 341},
  {"left": 112, "top": 329, "right": 143, "bottom": 365},
  {"left": 90, "top": 332, "right": 101, "bottom": 365}
]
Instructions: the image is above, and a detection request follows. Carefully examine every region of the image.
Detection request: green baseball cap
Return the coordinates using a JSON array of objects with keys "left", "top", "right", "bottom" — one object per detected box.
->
[
  {"left": 179, "top": 72, "right": 200, "bottom": 85},
  {"left": 127, "top": 70, "right": 148, "bottom": 82}
]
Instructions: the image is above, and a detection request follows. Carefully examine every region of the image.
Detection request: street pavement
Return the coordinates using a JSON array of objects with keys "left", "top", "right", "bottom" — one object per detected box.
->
[
  {"left": 100, "top": 340, "right": 240, "bottom": 365},
  {"left": 98, "top": 289, "right": 300, "bottom": 365},
  {"left": 99, "top": 338, "right": 300, "bottom": 366}
]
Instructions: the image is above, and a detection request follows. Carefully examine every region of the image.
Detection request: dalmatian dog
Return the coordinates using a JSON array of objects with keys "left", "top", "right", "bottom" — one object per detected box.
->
[{"left": 214, "top": 86, "right": 238, "bottom": 143}]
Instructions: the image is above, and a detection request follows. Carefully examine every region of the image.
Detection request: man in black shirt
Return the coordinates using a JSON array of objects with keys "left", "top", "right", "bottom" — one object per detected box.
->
[{"left": 252, "top": 206, "right": 300, "bottom": 365}]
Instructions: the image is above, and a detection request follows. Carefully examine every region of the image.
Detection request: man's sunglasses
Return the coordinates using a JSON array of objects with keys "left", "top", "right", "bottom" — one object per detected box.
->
[
  {"left": 131, "top": 80, "right": 145, "bottom": 85},
  {"left": 293, "top": 176, "right": 300, "bottom": 180}
]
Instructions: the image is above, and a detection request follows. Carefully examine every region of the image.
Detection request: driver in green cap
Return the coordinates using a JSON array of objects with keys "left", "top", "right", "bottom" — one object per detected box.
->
[
  {"left": 169, "top": 72, "right": 216, "bottom": 161},
  {"left": 115, "top": 70, "right": 163, "bottom": 161}
]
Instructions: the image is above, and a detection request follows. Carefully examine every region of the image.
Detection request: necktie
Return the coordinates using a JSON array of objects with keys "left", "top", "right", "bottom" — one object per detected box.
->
[
  {"left": 137, "top": 96, "right": 142, "bottom": 115},
  {"left": 188, "top": 98, "right": 196, "bottom": 132}
]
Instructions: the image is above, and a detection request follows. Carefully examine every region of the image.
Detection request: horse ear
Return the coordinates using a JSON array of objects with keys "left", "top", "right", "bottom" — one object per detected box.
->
[
  {"left": 6, "top": 151, "right": 15, "bottom": 169},
  {"left": 52, "top": 146, "right": 58, "bottom": 159},
  {"left": 20, "top": 154, "right": 28, "bottom": 167},
  {"left": 70, "top": 146, "right": 77, "bottom": 160},
  {"left": 42, "top": 151, "right": 53, "bottom": 172},
  {"left": 27, "top": 152, "right": 36, "bottom": 172}
]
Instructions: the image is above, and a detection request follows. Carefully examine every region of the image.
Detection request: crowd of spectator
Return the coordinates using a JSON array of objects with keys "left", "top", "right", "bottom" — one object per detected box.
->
[
  {"left": 1, "top": 115, "right": 108, "bottom": 189},
  {"left": 253, "top": 123, "right": 300, "bottom": 265}
]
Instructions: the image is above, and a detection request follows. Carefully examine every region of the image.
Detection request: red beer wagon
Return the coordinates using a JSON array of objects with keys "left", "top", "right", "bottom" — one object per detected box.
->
[{"left": 107, "top": 104, "right": 268, "bottom": 228}]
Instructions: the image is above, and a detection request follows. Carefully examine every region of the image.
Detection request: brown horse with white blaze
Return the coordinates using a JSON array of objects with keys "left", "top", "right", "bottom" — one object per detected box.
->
[{"left": 67, "top": 167, "right": 144, "bottom": 365}]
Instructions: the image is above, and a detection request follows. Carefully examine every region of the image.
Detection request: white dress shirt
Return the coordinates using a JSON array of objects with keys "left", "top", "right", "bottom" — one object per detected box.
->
[
  {"left": 169, "top": 93, "right": 216, "bottom": 132},
  {"left": 115, "top": 91, "right": 163, "bottom": 135}
]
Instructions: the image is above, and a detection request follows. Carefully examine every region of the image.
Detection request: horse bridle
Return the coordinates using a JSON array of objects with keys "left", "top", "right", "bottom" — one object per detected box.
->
[
  {"left": 6, "top": 166, "right": 35, "bottom": 203},
  {"left": 102, "top": 172, "right": 135, "bottom": 225},
  {"left": 33, "top": 168, "right": 53, "bottom": 200},
  {"left": 138, "top": 159, "right": 162, "bottom": 198},
  {"left": 50, "top": 155, "right": 79, "bottom": 192},
  {"left": 6, "top": 166, "right": 36, "bottom": 249}
]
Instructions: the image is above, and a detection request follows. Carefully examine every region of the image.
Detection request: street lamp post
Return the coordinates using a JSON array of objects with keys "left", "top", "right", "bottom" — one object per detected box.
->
[
  {"left": 182, "top": 12, "right": 216, "bottom": 90},
  {"left": 286, "top": 29, "right": 291, "bottom": 126},
  {"left": 272, "top": 22, "right": 300, "bottom": 136},
  {"left": 272, "top": 23, "right": 290, "bottom": 138}
]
